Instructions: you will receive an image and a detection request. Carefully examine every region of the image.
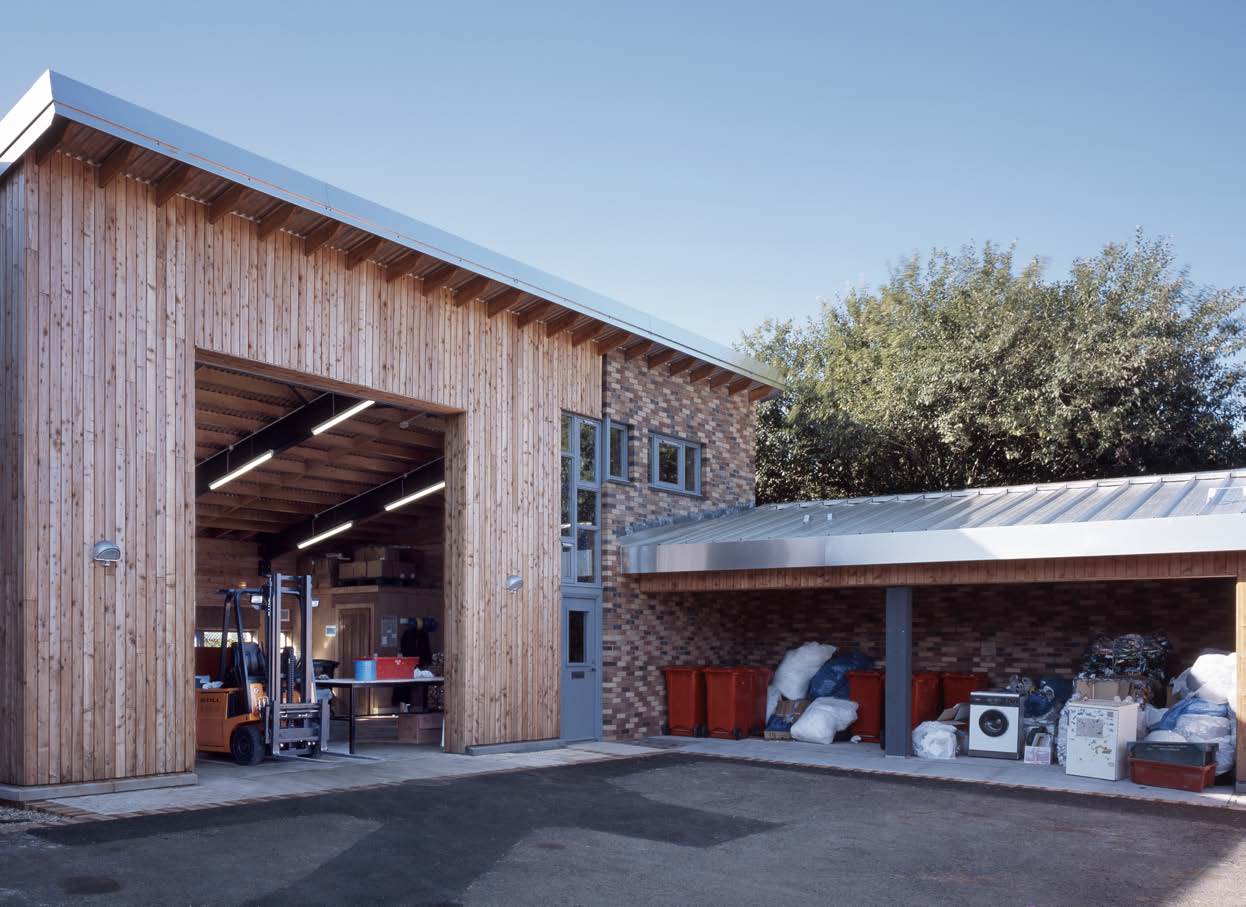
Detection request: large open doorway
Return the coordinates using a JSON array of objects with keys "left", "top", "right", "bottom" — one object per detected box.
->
[{"left": 193, "top": 360, "right": 449, "bottom": 757}]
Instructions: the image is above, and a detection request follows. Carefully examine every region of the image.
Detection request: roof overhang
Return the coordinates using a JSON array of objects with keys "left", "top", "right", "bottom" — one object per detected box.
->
[
  {"left": 0, "top": 70, "right": 781, "bottom": 390},
  {"left": 622, "top": 512, "right": 1246, "bottom": 574}
]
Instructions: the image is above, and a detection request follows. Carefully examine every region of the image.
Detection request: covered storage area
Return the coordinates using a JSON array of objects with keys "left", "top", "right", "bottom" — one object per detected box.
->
[{"left": 622, "top": 471, "right": 1246, "bottom": 798}]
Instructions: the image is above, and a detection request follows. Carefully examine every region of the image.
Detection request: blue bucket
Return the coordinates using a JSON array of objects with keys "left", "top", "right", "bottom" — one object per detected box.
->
[{"left": 354, "top": 658, "right": 377, "bottom": 681}]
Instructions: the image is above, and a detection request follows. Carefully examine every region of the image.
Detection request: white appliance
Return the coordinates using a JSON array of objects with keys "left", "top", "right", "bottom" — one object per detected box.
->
[
  {"left": 968, "top": 691, "right": 1024, "bottom": 759},
  {"left": 1064, "top": 699, "right": 1138, "bottom": 781}
]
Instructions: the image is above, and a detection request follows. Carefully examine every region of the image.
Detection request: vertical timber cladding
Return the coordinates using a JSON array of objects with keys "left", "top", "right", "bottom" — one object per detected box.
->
[
  {"left": 185, "top": 170, "right": 601, "bottom": 752},
  {"left": 3, "top": 152, "right": 197, "bottom": 786}
]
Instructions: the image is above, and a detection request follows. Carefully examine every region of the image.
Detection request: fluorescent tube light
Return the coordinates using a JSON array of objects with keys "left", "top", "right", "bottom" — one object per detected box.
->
[
  {"left": 208, "top": 450, "right": 274, "bottom": 490},
  {"left": 384, "top": 480, "right": 447, "bottom": 511},
  {"left": 297, "top": 521, "right": 353, "bottom": 549},
  {"left": 311, "top": 399, "right": 375, "bottom": 435}
]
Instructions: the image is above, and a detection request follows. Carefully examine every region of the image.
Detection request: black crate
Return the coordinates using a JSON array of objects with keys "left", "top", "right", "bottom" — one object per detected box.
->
[{"left": 1127, "top": 741, "right": 1217, "bottom": 767}]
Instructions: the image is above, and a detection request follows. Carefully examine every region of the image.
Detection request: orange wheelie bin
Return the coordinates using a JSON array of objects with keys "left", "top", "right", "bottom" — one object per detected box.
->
[
  {"left": 940, "top": 671, "right": 990, "bottom": 711},
  {"left": 846, "top": 669, "right": 885, "bottom": 743},
  {"left": 661, "top": 666, "right": 707, "bottom": 737},
  {"left": 704, "top": 666, "right": 772, "bottom": 739},
  {"left": 911, "top": 671, "right": 941, "bottom": 728}
]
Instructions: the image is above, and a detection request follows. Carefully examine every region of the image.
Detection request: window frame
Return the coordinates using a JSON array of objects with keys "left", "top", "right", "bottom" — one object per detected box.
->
[
  {"left": 605, "top": 419, "right": 630, "bottom": 484},
  {"left": 649, "top": 432, "right": 702, "bottom": 496},
  {"left": 561, "top": 413, "right": 602, "bottom": 586}
]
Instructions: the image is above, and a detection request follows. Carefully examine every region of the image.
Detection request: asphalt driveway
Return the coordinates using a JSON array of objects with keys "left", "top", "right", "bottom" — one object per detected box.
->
[{"left": 1, "top": 753, "right": 1243, "bottom": 905}]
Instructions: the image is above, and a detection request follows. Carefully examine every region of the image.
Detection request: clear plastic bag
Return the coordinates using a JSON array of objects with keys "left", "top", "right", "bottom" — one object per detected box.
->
[
  {"left": 773, "top": 642, "right": 837, "bottom": 701},
  {"left": 789, "top": 697, "right": 858, "bottom": 744},
  {"left": 912, "top": 721, "right": 958, "bottom": 759}
]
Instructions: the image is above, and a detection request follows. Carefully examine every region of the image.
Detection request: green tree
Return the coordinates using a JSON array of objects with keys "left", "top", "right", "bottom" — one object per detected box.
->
[{"left": 743, "top": 234, "right": 1246, "bottom": 503}]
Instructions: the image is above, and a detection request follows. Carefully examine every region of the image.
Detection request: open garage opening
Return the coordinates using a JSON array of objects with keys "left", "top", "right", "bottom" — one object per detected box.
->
[{"left": 193, "top": 359, "right": 449, "bottom": 758}]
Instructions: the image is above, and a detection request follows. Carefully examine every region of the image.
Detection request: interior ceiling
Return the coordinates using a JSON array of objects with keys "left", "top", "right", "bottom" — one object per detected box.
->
[{"left": 195, "top": 364, "right": 445, "bottom": 549}]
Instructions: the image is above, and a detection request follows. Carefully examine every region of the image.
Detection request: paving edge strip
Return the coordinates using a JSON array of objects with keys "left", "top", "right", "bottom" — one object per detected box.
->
[
  {"left": 15, "top": 751, "right": 661, "bottom": 824},
  {"left": 686, "top": 749, "right": 1246, "bottom": 812}
]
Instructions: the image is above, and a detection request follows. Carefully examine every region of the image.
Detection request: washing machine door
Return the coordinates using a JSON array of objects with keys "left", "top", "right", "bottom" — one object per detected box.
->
[{"left": 978, "top": 708, "right": 1011, "bottom": 738}]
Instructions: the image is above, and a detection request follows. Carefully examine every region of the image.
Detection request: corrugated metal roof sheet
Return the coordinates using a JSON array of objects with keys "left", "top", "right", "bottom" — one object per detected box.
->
[{"left": 621, "top": 468, "right": 1246, "bottom": 573}]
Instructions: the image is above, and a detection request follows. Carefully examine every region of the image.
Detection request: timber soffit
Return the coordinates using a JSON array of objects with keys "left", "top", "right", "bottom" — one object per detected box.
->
[
  {"left": 0, "top": 70, "right": 781, "bottom": 392},
  {"left": 621, "top": 468, "right": 1246, "bottom": 573}
]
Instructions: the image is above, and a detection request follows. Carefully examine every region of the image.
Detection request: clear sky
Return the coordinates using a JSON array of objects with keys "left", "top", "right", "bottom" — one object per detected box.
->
[{"left": 3, "top": 1, "right": 1242, "bottom": 347}]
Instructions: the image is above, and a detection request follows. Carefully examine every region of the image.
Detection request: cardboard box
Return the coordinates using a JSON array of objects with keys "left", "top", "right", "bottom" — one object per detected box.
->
[
  {"left": 338, "top": 561, "right": 367, "bottom": 580},
  {"left": 937, "top": 702, "right": 971, "bottom": 733},
  {"left": 398, "top": 711, "right": 444, "bottom": 745},
  {"left": 1074, "top": 678, "right": 1133, "bottom": 701},
  {"left": 763, "top": 698, "right": 810, "bottom": 740},
  {"left": 355, "top": 545, "right": 417, "bottom": 563}
]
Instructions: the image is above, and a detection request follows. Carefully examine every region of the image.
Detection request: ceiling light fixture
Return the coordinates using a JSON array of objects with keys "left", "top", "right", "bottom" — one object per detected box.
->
[
  {"left": 311, "top": 399, "right": 375, "bottom": 435},
  {"left": 384, "top": 480, "right": 447, "bottom": 512},
  {"left": 208, "top": 450, "right": 274, "bottom": 490},
  {"left": 297, "top": 521, "right": 353, "bottom": 549}
]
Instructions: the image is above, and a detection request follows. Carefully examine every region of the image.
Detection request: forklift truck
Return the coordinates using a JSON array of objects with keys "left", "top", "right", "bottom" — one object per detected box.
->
[{"left": 196, "top": 572, "right": 329, "bottom": 765}]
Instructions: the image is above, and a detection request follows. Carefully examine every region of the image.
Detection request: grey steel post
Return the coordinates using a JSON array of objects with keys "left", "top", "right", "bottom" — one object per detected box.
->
[{"left": 884, "top": 586, "right": 913, "bottom": 757}]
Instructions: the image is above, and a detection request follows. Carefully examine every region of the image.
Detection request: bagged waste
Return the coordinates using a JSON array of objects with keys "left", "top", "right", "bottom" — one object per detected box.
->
[
  {"left": 766, "top": 684, "right": 781, "bottom": 723},
  {"left": 1206, "top": 736, "right": 1236, "bottom": 776},
  {"left": 790, "top": 697, "right": 858, "bottom": 745},
  {"left": 1077, "top": 631, "right": 1172, "bottom": 702},
  {"left": 773, "top": 642, "right": 837, "bottom": 701},
  {"left": 1183, "top": 653, "right": 1236, "bottom": 706},
  {"left": 1143, "top": 729, "right": 1187, "bottom": 743},
  {"left": 807, "top": 650, "right": 874, "bottom": 700},
  {"left": 1150, "top": 691, "right": 1232, "bottom": 733},
  {"left": 913, "top": 720, "right": 958, "bottom": 760},
  {"left": 1176, "top": 714, "right": 1233, "bottom": 740}
]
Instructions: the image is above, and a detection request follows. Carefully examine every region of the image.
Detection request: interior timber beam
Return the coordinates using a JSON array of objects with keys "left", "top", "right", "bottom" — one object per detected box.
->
[
  {"left": 420, "top": 264, "right": 458, "bottom": 297},
  {"left": 208, "top": 183, "right": 248, "bottom": 225},
  {"left": 595, "top": 330, "right": 632, "bottom": 356},
  {"left": 646, "top": 348, "right": 677, "bottom": 369},
  {"left": 687, "top": 363, "right": 716, "bottom": 384},
  {"left": 195, "top": 392, "right": 373, "bottom": 496},
  {"left": 96, "top": 141, "right": 137, "bottom": 189},
  {"left": 451, "top": 275, "right": 490, "bottom": 306},
  {"left": 708, "top": 370, "right": 735, "bottom": 389},
  {"left": 31, "top": 115, "right": 70, "bottom": 165},
  {"left": 544, "top": 310, "right": 579, "bottom": 337},
  {"left": 257, "top": 203, "right": 296, "bottom": 241},
  {"left": 515, "top": 300, "right": 553, "bottom": 327},
  {"left": 570, "top": 320, "right": 606, "bottom": 347},
  {"left": 484, "top": 288, "right": 522, "bottom": 317},
  {"left": 385, "top": 250, "right": 423, "bottom": 283},
  {"left": 346, "top": 235, "right": 383, "bottom": 270},
  {"left": 726, "top": 376, "right": 753, "bottom": 395},
  {"left": 668, "top": 356, "right": 695, "bottom": 376},
  {"left": 749, "top": 384, "right": 775, "bottom": 402},
  {"left": 623, "top": 339, "right": 654, "bottom": 361},
  {"left": 303, "top": 219, "right": 341, "bottom": 256},
  {"left": 155, "top": 163, "right": 194, "bottom": 207},
  {"left": 259, "top": 458, "right": 446, "bottom": 559}
]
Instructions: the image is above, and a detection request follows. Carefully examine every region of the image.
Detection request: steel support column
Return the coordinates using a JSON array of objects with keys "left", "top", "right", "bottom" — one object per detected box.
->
[{"left": 884, "top": 586, "right": 913, "bottom": 757}]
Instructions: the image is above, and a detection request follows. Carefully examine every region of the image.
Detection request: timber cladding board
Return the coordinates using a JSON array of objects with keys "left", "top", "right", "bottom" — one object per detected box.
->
[{"left": 3, "top": 151, "right": 601, "bottom": 784}]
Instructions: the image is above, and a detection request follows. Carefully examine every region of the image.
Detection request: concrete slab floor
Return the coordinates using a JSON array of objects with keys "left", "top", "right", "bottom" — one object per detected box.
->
[
  {"left": 38, "top": 742, "right": 662, "bottom": 818},
  {"left": 653, "top": 736, "right": 1245, "bottom": 810}
]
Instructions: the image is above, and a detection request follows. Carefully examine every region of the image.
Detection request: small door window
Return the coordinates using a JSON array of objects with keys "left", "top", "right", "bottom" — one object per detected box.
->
[{"left": 567, "top": 610, "right": 587, "bottom": 664}]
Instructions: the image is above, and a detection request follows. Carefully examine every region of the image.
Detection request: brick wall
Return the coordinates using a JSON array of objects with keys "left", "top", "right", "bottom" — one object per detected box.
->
[
  {"left": 603, "top": 578, "right": 1235, "bottom": 738},
  {"left": 598, "top": 351, "right": 757, "bottom": 737}
]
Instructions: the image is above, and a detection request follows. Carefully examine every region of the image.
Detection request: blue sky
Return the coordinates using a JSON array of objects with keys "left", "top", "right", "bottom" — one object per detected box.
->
[{"left": 3, "top": 1, "right": 1243, "bottom": 346}]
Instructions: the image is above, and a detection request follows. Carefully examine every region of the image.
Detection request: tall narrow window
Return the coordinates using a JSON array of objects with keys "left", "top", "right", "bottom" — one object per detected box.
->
[
  {"left": 560, "top": 414, "right": 601, "bottom": 584},
  {"left": 606, "top": 420, "right": 629, "bottom": 482},
  {"left": 650, "top": 433, "right": 701, "bottom": 495}
]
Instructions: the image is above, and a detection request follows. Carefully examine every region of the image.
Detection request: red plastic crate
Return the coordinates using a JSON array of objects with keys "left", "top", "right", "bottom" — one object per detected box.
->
[
  {"left": 374, "top": 656, "right": 420, "bottom": 680},
  {"left": 704, "top": 666, "right": 769, "bottom": 739},
  {"left": 661, "top": 666, "right": 707, "bottom": 737},
  {"left": 846, "top": 670, "right": 884, "bottom": 743},
  {"left": 1129, "top": 758, "right": 1216, "bottom": 792},
  {"left": 940, "top": 672, "right": 990, "bottom": 711}
]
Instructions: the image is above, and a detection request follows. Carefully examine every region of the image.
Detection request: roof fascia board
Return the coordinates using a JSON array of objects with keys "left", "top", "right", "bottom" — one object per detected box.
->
[
  {"left": 0, "top": 70, "right": 54, "bottom": 175},
  {"left": 622, "top": 513, "right": 1246, "bottom": 574},
  {"left": 8, "top": 70, "right": 779, "bottom": 388}
]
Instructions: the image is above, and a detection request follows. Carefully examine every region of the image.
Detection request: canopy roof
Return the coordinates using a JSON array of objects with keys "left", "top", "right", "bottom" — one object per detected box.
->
[
  {"left": 622, "top": 468, "right": 1246, "bottom": 574},
  {"left": 0, "top": 70, "right": 780, "bottom": 394}
]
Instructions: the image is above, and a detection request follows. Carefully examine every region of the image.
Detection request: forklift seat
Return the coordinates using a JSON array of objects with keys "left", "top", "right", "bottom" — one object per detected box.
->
[{"left": 223, "top": 641, "right": 267, "bottom": 689}]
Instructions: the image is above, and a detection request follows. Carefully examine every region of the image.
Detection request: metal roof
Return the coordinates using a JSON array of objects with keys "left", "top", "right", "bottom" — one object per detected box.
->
[
  {"left": 0, "top": 70, "right": 781, "bottom": 389},
  {"left": 622, "top": 468, "right": 1246, "bottom": 574}
]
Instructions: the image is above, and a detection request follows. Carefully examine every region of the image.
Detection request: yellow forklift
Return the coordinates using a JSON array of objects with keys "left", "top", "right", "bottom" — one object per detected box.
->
[{"left": 196, "top": 572, "right": 329, "bottom": 765}]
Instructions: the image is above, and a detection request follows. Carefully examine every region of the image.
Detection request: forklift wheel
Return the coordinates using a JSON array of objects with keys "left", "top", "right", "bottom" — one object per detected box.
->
[{"left": 230, "top": 725, "right": 264, "bottom": 766}]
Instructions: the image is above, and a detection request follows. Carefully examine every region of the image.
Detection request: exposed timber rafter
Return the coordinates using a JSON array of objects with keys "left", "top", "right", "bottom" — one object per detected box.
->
[
  {"left": 623, "top": 339, "right": 654, "bottom": 361},
  {"left": 484, "top": 288, "right": 522, "bottom": 317},
  {"left": 544, "top": 309, "right": 579, "bottom": 337},
  {"left": 96, "top": 140, "right": 137, "bottom": 188},
  {"left": 668, "top": 356, "right": 695, "bottom": 376},
  {"left": 384, "top": 250, "right": 423, "bottom": 283},
  {"left": 515, "top": 301, "right": 553, "bottom": 327},
  {"left": 687, "top": 363, "right": 716, "bottom": 384},
  {"left": 303, "top": 219, "right": 341, "bottom": 256},
  {"left": 708, "top": 370, "right": 734, "bottom": 389},
  {"left": 419, "top": 264, "right": 458, "bottom": 297},
  {"left": 451, "top": 275, "right": 490, "bottom": 306},
  {"left": 570, "top": 319, "right": 606, "bottom": 347},
  {"left": 257, "top": 203, "right": 296, "bottom": 241},
  {"left": 595, "top": 330, "right": 632, "bottom": 356},
  {"left": 155, "top": 162, "right": 194, "bottom": 207},
  {"left": 646, "top": 348, "right": 677, "bottom": 369},
  {"left": 346, "top": 235, "right": 383, "bottom": 270},
  {"left": 208, "top": 183, "right": 248, "bottom": 225},
  {"left": 32, "top": 115, "right": 70, "bottom": 165}
]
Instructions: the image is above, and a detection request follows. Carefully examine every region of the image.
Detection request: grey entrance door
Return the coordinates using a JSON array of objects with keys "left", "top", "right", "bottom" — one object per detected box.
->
[{"left": 560, "top": 591, "right": 600, "bottom": 742}]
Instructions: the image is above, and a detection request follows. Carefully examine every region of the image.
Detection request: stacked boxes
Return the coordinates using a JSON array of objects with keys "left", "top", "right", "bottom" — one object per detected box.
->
[{"left": 338, "top": 546, "right": 424, "bottom": 583}]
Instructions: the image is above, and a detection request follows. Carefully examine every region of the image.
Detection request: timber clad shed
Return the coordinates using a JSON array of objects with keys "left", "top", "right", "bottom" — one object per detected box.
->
[
  {"left": 0, "top": 70, "right": 780, "bottom": 797},
  {"left": 622, "top": 469, "right": 1246, "bottom": 792}
]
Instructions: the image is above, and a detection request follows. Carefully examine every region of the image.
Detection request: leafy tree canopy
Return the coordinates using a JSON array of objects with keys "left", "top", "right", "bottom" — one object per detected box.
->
[{"left": 742, "top": 233, "right": 1246, "bottom": 503}]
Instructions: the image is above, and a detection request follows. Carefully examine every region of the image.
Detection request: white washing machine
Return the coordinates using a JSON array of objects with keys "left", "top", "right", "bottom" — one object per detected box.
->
[{"left": 968, "top": 691, "right": 1024, "bottom": 759}]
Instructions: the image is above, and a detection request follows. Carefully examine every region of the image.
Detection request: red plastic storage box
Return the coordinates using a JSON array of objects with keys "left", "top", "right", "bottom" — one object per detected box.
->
[
  {"left": 661, "top": 666, "right": 708, "bottom": 737},
  {"left": 846, "top": 670, "right": 885, "bottom": 743},
  {"left": 375, "top": 656, "right": 421, "bottom": 680},
  {"left": 704, "top": 666, "right": 770, "bottom": 739},
  {"left": 1129, "top": 757, "right": 1216, "bottom": 792},
  {"left": 911, "top": 672, "right": 941, "bottom": 728},
  {"left": 940, "top": 672, "right": 990, "bottom": 711}
]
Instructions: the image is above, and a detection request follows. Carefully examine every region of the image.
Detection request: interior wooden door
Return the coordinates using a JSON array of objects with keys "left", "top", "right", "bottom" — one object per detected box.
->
[{"left": 337, "top": 605, "right": 374, "bottom": 714}]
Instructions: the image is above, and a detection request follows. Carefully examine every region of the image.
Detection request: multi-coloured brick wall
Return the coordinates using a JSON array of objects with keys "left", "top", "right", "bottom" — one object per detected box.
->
[
  {"left": 598, "top": 350, "right": 758, "bottom": 739},
  {"left": 603, "top": 578, "right": 1235, "bottom": 739}
]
